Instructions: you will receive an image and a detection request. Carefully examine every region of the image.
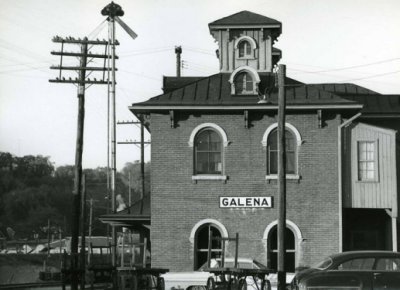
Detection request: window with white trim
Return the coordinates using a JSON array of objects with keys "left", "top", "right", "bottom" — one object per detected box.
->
[
  {"left": 235, "top": 36, "right": 256, "bottom": 59},
  {"left": 194, "top": 129, "right": 222, "bottom": 175},
  {"left": 357, "top": 141, "right": 377, "bottom": 181},
  {"left": 234, "top": 71, "right": 254, "bottom": 95},
  {"left": 238, "top": 40, "right": 252, "bottom": 58},
  {"left": 267, "top": 128, "right": 296, "bottom": 175},
  {"left": 194, "top": 224, "right": 222, "bottom": 270},
  {"left": 262, "top": 123, "right": 301, "bottom": 179}
]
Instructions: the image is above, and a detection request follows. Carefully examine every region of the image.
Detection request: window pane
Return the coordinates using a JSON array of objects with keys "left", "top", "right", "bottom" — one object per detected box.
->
[
  {"left": 209, "top": 131, "right": 221, "bottom": 151},
  {"left": 286, "top": 152, "right": 295, "bottom": 173},
  {"left": 269, "top": 151, "right": 278, "bottom": 174},
  {"left": 196, "top": 152, "right": 208, "bottom": 173},
  {"left": 238, "top": 42, "right": 245, "bottom": 57},
  {"left": 246, "top": 42, "right": 251, "bottom": 55},
  {"left": 267, "top": 129, "right": 296, "bottom": 175},
  {"left": 375, "top": 258, "right": 400, "bottom": 271},
  {"left": 194, "top": 129, "right": 222, "bottom": 175},
  {"left": 268, "top": 131, "right": 278, "bottom": 150},
  {"left": 358, "top": 141, "right": 376, "bottom": 180},
  {"left": 338, "top": 258, "right": 374, "bottom": 270},
  {"left": 209, "top": 153, "right": 221, "bottom": 173},
  {"left": 234, "top": 73, "right": 245, "bottom": 93},
  {"left": 245, "top": 75, "right": 253, "bottom": 91}
]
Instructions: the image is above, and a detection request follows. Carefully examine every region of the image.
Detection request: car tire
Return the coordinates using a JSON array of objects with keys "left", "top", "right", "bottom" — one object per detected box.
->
[{"left": 207, "top": 277, "right": 216, "bottom": 290}]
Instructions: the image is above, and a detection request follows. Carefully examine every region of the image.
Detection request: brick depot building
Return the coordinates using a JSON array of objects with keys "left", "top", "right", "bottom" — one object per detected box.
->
[{"left": 129, "top": 11, "right": 400, "bottom": 272}]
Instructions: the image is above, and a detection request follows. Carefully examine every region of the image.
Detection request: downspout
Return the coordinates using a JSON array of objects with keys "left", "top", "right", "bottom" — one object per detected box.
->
[{"left": 338, "top": 112, "right": 361, "bottom": 253}]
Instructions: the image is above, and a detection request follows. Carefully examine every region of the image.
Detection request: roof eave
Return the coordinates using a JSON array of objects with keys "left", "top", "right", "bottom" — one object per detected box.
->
[
  {"left": 129, "top": 104, "right": 363, "bottom": 113},
  {"left": 209, "top": 24, "right": 281, "bottom": 30}
]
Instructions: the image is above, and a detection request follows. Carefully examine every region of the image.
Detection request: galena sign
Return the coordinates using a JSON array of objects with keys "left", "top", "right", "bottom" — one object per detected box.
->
[{"left": 220, "top": 196, "right": 272, "bottom": 208}]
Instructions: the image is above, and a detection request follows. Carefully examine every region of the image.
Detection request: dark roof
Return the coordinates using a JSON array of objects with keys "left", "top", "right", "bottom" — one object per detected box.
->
[
  {"left": 163, "top": 76, "right": 204, "bottom": 93},
  {"left": 209, "top": 11, "right": 281, "bottom": 27},
  {"left": 341, "top": 94, "right": 400, "bottom": 115},
  {"left": 99, "top": 195, "right": 151, "bottom": 230},
  {"left": 130, "top": 73, "right": 361, "bottom": 112},
  {"left": 308, "top": 83, "right": 378, "bottom": 95}
]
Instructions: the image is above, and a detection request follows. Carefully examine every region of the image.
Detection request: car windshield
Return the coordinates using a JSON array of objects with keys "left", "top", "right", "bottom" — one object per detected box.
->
[{"left": 312, "top": 257, "right": 333, "bottom": 270}]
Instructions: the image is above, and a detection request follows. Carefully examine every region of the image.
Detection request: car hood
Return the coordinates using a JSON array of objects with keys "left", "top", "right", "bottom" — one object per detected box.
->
[{"left": 162, "top": 271, "right": 210, "bottom": 282}]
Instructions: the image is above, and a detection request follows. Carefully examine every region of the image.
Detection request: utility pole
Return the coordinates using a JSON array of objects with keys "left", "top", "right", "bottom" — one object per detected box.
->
[
  {"left": 50, "top": 36, "right": 112, "bottom": 290},
  {"left": 80, "top": 174, "right": 86, "bottom": 290},
  {"left": 117, "top": 119, "right": 151, "bottom": 214},
  {"left": 277, "top": 64, "right": 287, "bottom": 290}
]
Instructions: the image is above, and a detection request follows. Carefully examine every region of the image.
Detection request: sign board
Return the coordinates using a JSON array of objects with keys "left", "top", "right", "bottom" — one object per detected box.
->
[{"left": 219, "top": 196, "right": 272, "bottom": 208}]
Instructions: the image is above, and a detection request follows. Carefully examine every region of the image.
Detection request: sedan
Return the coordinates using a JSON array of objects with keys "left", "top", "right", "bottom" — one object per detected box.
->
[
  {"left": 162, "top": 258, "right": 270, "bottom": 290},
  {"left": 291, "top": 251, "right": 400, "bottom": 290}
]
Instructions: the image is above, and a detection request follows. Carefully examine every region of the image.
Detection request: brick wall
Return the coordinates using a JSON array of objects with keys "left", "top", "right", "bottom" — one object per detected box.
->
[{"left": 150, "top": 111, "right": 340, "bottom": 271}]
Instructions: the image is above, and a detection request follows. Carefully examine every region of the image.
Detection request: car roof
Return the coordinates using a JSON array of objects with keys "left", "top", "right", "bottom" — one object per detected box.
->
[{"left": 329, "top": 251, "right": 400, "bottom": 262}]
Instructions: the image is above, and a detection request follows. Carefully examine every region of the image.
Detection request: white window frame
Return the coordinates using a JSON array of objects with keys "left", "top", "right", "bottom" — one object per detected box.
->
[
  {"left": 262, "top": 123, "right": 302, "bottom": 180},
  {"left": 229, "top": 66, "right": 260, "bottom": 95},
  {"left": 234, "top": 36, "right": 257, "bottom": 59},
  {"left": 357, "top": 140, "right": 379, "bottom": 182},
  {"left": 189, "top": 123, "right": 229, "bottom": 181}
]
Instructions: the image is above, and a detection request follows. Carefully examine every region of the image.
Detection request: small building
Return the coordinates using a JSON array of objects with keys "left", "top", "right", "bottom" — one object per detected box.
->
[{"left": 128, "top": 11, "right": 399, "bottom": 272}]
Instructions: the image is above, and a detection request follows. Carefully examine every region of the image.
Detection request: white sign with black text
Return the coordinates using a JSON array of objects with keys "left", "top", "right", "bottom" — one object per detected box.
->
[{"left": 219, "top": 196, "right": 272, "bottom": 208}]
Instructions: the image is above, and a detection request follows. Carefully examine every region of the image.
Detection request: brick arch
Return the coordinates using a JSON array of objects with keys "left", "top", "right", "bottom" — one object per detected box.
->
[
  {"left": 189, "top": 218, "right": 229, "bottom": 244},
  {"left": 188, "top": 123, "right": 229, "bottom": 148}
]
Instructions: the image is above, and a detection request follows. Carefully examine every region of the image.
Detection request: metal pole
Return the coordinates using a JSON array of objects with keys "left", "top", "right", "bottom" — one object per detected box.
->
[
  {"left": 71, "top": 40, "right": 88, "bottom": 290},
  {"left": 277, "top": 64, "right": 287, "bottom": 290},
  {"left": 109, "top": 15, "right": 118, "bottom": 268},
  {"left": 140, "top": 119, "right": 145, "bottom": 214}
]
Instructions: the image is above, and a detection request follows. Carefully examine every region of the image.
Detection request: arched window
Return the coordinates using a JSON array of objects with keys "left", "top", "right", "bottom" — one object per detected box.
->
[
  {"left": 267, "top": 129, "right": 296, "bottom": 174},
  {"left": 234, "top": 71, "right": 254, "bottom": 95},
  {"left": 234, "top": 36, "right": 257, "bottom": 59},
  {"left": 268, "top": 226, "right": 296, "bottom": 272},
  {"left": 194, "top": 224, "right": 222, "bottom": 269},
  {"left": 262, "top": 123, "right": 301, "bottom": 179},
  {"left": 238, "top": 40, "right": 252, "bottom": 58},
  {"left": 194, "top": 129, "right": 222, "bottom": 174}
]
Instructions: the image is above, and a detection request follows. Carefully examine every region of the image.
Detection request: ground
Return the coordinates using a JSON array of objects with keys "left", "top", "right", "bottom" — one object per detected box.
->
[{"left": 0, "top": 254, "right": 62, "bottom": 284}]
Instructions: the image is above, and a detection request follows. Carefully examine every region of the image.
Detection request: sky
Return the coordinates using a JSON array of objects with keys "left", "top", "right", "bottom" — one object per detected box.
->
[{"left": 0, "top": 0, "right": 399, "bottom": 170}]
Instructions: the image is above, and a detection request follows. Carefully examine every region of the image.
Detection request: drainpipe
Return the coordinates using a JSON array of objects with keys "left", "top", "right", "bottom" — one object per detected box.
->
[{"left": 338, "top": 112, "right": 361, "bottom": 253}]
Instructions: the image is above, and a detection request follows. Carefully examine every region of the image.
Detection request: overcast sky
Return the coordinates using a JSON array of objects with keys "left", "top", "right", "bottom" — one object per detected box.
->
[{"left": 0, "top": 0, "right": 399, "bottom": 170}]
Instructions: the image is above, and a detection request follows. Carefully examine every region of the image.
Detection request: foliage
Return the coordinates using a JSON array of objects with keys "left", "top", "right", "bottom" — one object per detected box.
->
[{"left": 0, "top": 152, "right": 150, "bottom": 240}]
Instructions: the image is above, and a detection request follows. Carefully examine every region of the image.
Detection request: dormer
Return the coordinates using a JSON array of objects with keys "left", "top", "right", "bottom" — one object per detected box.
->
[{"left": 208, "top": 11, "right": 282, "bottom": 73}]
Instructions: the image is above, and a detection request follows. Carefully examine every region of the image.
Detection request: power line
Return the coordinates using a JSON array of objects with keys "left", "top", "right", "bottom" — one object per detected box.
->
[
  {"left": 336, "top": 70, "right": 400, "bottom": 83},
  {"left": 287, "top": 57, "right": 400, "bottom": 74}
]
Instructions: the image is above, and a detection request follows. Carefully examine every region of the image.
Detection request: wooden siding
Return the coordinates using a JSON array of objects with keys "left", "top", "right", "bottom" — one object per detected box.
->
[
  {"left": 343, "top": 123, "right": 397, "bottom": 209},
  {"left": 211, "top": 29, "right": 273, "bottom": 73}
]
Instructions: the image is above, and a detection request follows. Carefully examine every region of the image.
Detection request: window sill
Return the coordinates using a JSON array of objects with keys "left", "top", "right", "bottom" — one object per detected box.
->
[
  {"left": 265, "top": 174, "right": 300, "bottom": 180},
  {"left": 237, "top": 56, "right": 255, "bottom": 60},
  {"left": 355, "top": 180, "right": 379, "bottom": 183},
  {"left": 192, "top": 175, "right": 227, "bottom": 181}
]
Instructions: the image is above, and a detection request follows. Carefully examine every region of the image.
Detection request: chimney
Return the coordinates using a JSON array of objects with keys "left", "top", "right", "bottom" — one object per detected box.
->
[{"left": 175, "top": 46, "right": 182, "bottom": 77}]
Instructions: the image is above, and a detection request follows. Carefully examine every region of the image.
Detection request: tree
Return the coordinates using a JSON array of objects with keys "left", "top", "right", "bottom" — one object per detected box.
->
[{"left": 120, "top": 161, "right": 151, "bottom": 203}]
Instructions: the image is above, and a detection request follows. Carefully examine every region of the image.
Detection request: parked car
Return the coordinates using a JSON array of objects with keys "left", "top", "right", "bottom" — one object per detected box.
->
[
  {"left": 291, "top": 251, "right": 400, "bottom": 290},
  {"left": 162, "top": 258, "right": 271, "bottom": 290}
]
